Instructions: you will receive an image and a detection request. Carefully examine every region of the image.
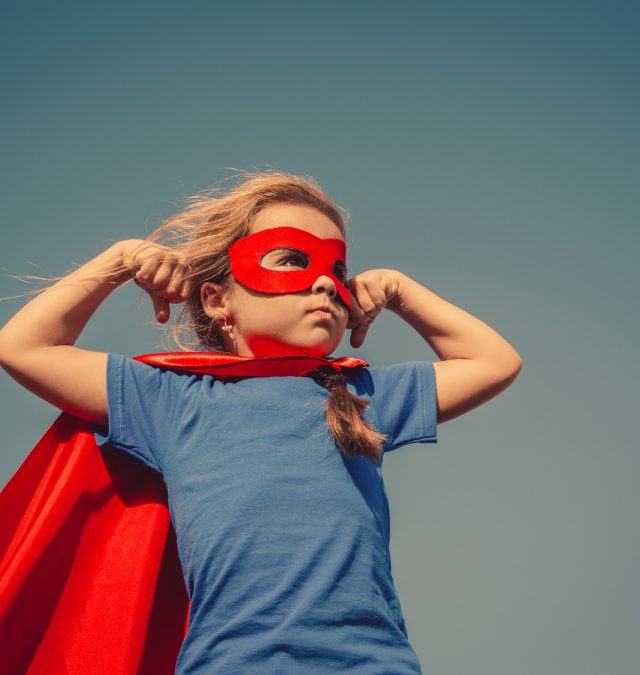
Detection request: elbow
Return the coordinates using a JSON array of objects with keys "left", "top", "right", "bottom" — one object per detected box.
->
[
  {"left": 504, "top": 355, "right": 523, "bottom": 386},
  {"left": 0, "top": 327, "right": 25, "bottom": 370},
  {"left": 0, "top": 330, "right": 11, "bottom": 368},
  {"left": 495, "top": 350, "right": 523, "bottom": 382},
  {"left": 480, "top": 339, "right": 523, "bottom": 379},
  {"left": 488, "top": 356, "right": 522, "bottom": 398},
  {"left": 506, "top": 361, "right": 522, "bottom": 387},
  {"left": 502, "top": 342, "right": 523, "bottom": 373}
]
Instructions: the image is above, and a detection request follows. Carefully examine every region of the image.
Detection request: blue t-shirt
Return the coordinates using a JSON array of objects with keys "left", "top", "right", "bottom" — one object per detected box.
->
[{"left": 95, "top": 354, "right": 438, "bottom": 674}]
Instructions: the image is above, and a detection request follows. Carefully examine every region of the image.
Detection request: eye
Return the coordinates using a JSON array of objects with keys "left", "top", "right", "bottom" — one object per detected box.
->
[
  {"left": 259, "top": 248, "right": 310, "bottom": 271},
  {"left": 333, "top": 261, "right": 347, "bottom": 284},
  {"left": 281, "top": 252, "right": 308, "bottom": 268}
]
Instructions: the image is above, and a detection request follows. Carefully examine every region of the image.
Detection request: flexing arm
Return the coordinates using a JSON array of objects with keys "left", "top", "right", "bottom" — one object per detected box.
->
[
  {"left": 0, "top": 240, "right": 189, "bottom": 426},
  {"left": 347, "top": 269, "right": 522, "bottom": 424}
]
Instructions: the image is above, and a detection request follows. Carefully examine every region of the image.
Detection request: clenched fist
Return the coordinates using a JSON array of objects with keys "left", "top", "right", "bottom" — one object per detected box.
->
[
  {"left": 347, "top": 269, "right": 402, "bottom": 348},
  {"left": 120, "top": 239, "right": 191, "bottom": 323}
]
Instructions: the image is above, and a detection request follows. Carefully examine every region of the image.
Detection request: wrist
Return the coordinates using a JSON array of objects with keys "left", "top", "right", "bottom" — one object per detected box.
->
[
  {"left": 385, "top": 270, "right": 408, "bottom": 314},
  {"left": 63, "top": 240, "right": 142, "bottom": 289},
  {"left": 110, "top": 239, "right": 147, "bottom": 284}
]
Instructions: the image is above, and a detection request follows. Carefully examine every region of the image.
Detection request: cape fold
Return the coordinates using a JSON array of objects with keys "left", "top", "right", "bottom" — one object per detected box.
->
[{"left": 0, "top": 351, "right": 367, "bottom": 674}]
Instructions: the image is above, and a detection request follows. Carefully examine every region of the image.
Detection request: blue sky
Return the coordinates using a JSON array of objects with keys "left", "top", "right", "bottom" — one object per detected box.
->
[{"left": 1, "top": 2, "right": 638, "bottom": 673}]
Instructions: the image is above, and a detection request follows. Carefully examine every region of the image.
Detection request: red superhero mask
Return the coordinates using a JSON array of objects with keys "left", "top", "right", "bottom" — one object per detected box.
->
[{"left": 228, "top": 226, "right": 352, "bottom": 311}]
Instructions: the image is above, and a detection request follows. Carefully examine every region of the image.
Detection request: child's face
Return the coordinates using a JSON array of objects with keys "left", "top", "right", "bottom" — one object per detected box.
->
[{"left": 203, "top": 203, "right": 350, "bottom": 358}]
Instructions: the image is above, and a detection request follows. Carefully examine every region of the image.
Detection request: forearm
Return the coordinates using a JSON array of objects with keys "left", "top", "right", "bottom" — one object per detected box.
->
[
  {"left": 0, "top": 241, "right": 132, "bottom": 358},
  {"left": 389, "top": 272, "right": 522, "bottom": 369},
  {"left": 0, "top": 238, "right": 187, "bottom": 424}
]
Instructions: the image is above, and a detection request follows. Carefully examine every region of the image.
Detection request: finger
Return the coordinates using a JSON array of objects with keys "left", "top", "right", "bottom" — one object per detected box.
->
[
  {"left": 351, "top": 296, "right": 379, "bottom": 329},
  {"left": 357, "top": 278, "right": 387, "bottom": 317},
  {"left": 164, "top": 263, "right": 188, "bottom": 298},
  {"left": 149, "top": 259, "right": 175, "bottom": 291},
  {"left": 348, "top": 278, "right": 380, "bottom": 323},
  {"left": 346, "top": 310, "right": 366, "bottom": 330},
  {"left": 135, "top": 267, "right": 187, "bottom": 304},
  {"left": 346, "top": 302, "right": 363, "bottom": 329},
  {"left": 346, "top": 284, "right": 367, "bottom": 328},
  {"left": 350, "top": 323, "right": 370, "bottom": 349},
  {"left": 179, "top": 278, "right": 191, "bottom": 300},
  {"left": 149, "top": 292, "right": 170, "bottom": 323},
  {"left": 346, "top": 307, "right": 365, "bottom": 329},
  {"left": 172, "top": 279, "right": 190, "bottom": 303},
  {"left": 135, "top": 280, "right": 170, "bottom": 322},
  {"left": 135, "top": 258, "right": 160, "bottom": 283}
]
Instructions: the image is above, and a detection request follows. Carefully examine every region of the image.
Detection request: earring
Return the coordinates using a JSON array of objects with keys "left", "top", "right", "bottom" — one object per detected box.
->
[
  {"left": 219, "top": 315, "right": 233, "bottom": 334},
  {"left": 217, "top": 314, "right": 238, "bottom": 355}
]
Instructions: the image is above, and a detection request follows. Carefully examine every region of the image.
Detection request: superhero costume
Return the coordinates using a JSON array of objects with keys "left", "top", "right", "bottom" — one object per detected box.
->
[
  {"left": 0, "top": 225, "right": 363, "bottom": 672},
  {"left": 0, "top": 351, "right": 369, "bottom": 674}
]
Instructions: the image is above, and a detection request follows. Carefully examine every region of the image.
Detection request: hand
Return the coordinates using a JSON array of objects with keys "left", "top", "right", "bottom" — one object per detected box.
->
[
  {"left": 346, "top": 269, "right": 401, "bottom": 348},
  {"left": 120, "top": 240, "right": 191, "bottom": 323}
]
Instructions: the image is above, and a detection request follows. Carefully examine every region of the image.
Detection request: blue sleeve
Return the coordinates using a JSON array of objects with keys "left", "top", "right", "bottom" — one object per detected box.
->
[
  {"left": 352, "top": 361, "right": 438, "bottom": 453},
  {"left": 94, "top": 353, "right": 176, "bottom": 474}
]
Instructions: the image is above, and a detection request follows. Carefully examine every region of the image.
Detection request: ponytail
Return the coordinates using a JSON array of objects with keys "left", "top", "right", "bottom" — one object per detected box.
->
[{"left": 310, "top": 366, "right": 387, "bottom": 463}]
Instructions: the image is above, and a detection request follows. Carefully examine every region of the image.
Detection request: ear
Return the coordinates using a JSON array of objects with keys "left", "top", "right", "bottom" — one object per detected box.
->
[{"left": 200, "top": 281, "right": 232, "bottom": 319}]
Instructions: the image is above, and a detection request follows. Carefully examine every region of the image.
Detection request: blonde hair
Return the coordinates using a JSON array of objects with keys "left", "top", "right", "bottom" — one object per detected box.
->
[{"left": 148, "top": 169, "right": 387, "bottom": 462}]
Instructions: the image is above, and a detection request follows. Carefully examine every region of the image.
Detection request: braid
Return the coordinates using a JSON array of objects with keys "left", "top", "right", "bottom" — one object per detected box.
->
[{"left": 309, "top": 366, "right": 387, "bottom": 463}]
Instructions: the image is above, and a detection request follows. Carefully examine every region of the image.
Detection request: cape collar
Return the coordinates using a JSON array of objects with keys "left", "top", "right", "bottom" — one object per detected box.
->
[{"left": 132, "top": 351, "right": 369, "bottom": 380}]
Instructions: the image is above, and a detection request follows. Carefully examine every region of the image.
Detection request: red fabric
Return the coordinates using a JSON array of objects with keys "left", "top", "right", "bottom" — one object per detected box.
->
[
  {"left": 228, "top": 226, "right": 351, "bottom": 310},
  {"left": 0, "top": 351, "right": 367, "bottom": 674}
]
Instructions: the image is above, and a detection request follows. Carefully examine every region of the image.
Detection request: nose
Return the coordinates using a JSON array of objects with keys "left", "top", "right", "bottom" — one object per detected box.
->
[{"left": 311, "top": 274, "right": 337, "bottom": 300}]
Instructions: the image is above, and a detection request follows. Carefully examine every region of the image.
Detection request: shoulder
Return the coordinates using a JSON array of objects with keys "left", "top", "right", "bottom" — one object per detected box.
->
[
  {"left": 107, "top": 352, "right": 211, "bottom": 401},
  {"left": 344, "top": 361, "right": 436, "bottom": 398},
  {"left": 343, "top": 361, "right": 439, "bottom": 451}
]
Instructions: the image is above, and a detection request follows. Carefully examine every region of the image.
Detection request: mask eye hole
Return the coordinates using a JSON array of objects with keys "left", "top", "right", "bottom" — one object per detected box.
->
[
  {"left": 333, "top": 261, "right": 347, "bottom": 284},
  {"left": 259, "top": 248, "right": 310, "bottom": 271}
]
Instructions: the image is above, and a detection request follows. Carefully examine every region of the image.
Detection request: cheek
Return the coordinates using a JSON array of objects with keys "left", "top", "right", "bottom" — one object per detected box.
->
[{"left": 233, "top": 294, "right": 296, "bottom": 332}]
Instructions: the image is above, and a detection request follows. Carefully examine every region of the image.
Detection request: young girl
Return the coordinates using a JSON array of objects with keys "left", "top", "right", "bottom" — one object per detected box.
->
[{"left": 0, "top": 170, "right": 521, "bottom": 673}]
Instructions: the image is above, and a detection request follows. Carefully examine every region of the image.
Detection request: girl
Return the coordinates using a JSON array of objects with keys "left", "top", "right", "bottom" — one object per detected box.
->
[{"left": 0, "top": 170, "right": 522, "bottom": 673}]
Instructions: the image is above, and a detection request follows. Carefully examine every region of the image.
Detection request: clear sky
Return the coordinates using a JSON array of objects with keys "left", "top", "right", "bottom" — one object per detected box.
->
[{"left": 1, "top": 1, "right": 638, "bottom": 673}]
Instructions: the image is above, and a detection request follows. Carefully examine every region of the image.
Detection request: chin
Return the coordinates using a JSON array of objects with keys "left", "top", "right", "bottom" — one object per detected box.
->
[
  {"left": 282, "top": 344, "right": 334, "bottom": 359},
  {"left": 248, "top": 337, "right": 336, "bottom": 359}
]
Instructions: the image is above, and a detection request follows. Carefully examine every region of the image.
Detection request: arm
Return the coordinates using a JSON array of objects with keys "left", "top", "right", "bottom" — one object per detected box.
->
[
  {"left": 0, "top": 240, "right": 189, "bottom": 426},
  {"left": 347, "top": 270, "right": 522, "bottom": 424}
]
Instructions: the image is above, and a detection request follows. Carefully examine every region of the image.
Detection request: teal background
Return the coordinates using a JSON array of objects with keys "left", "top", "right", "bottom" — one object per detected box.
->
[{"left": 1, "top": 1, "right": 638, "bottom": 673}]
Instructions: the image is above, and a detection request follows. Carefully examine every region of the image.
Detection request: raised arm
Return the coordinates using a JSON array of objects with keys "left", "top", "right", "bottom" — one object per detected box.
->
[
  {"left": 0, "top": 240, "right": 189, "bottom": 426},
  {"left": 347, "top": 269, "right": 523, "bottom": 424}
]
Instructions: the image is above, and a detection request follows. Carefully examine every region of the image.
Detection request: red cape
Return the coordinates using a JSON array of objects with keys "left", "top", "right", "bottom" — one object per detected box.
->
[{"left": 0, "top": 352, "right": 367, "bottom": 674}]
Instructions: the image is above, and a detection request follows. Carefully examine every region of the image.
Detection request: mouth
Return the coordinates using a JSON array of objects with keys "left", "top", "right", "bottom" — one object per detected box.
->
[{"left": 307, "top": 305, "right": 337, "bottom": 320}]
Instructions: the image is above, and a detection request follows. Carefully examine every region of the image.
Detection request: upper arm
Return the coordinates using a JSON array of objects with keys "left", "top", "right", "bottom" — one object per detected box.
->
[
  {"left": 0, "top": 345, "right": 108, "bottom": 425},
  {"left": 93, "top": 353, "right": 172, "bottom": 473},
  {"left": 362, "top": 361, "right": 438, "bottom": 452},
  {"left": 432, "top": 358, "right": 522, "bottom": 424}
]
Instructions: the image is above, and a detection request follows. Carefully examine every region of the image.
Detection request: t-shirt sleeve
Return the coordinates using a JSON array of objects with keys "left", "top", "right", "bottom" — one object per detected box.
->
[
  {"left": 94, "top": 353, "right": 176, "bottom": 474},
  {"left": 359, "top": 361, "right": 438, "bottom": 453}
]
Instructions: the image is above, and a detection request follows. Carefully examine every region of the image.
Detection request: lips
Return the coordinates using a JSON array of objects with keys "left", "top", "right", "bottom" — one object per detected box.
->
[{"left": 307, "top": 305, "right": 336, "bottom": 319}]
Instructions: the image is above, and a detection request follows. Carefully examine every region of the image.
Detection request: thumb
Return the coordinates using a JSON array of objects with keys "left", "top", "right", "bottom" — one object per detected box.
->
[
  {"left": 350, "top": 324, "right": 369, "bottom": 349},
  {"left": 133, "top": 277, "right": 171, "bottom": 323},
  {"left": 149, "top": 292, "right": 170, "bottom": 323}
]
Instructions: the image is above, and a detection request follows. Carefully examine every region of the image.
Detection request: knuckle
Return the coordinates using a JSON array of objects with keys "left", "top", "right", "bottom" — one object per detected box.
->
[
  {"left": 165, "top": 283, "right": 182, "bottom": 299},
  {"left": 147, "top": 276, "right": 166, "bottom": 290},
  {"left": 138, "top": 258, "right": 156, "bottom": 273}
]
